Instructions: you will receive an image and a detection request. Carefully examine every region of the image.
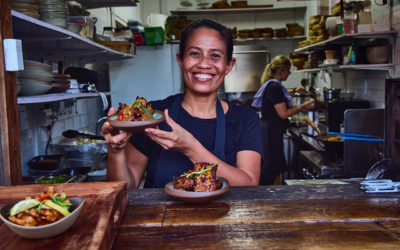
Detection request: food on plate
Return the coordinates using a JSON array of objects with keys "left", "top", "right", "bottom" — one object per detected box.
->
[
  {"left": 7, "top": 186, "right": 73, "bottom": 227},
  {"left": 323, "top": 136, "right": 344, "bottom": 142},
  {"left": 173, "top": 162, "right": 223, "bottom": 192},
  {"left": 117, "top": 96, "right": 155, "bottom": 121}
]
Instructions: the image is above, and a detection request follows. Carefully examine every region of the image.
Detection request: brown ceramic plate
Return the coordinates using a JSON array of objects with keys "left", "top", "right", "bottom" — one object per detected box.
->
[
  {"left": 0, "top": 197, "right": 84, "bottom": 239},
  {"left": 107, "top": 110, "right": 165, "bottom": 133},
  {"left": 165, "top": 177, "right": 230, "bottom": 204}
]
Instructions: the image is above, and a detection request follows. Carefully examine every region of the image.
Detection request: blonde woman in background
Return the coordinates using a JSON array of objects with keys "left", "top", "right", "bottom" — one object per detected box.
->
[{"left": 252, "top": 55, "right": 314, "bottom": 185}]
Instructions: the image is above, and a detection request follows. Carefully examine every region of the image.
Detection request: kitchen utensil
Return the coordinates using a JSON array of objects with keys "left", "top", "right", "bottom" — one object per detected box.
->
[
  {"left": 365, "top": 159, "right": 391, "bottom": 179},
  {"left": 62, "top": 130, "right": 105, "bottom": 140},
  {"left": 360, "top": 179, "right": 400, "bottom": 193},
  {"left": 339, "top": 136, "right": 384, "bottom": 142},
  {"left": 327, "top": 132, "right": 374, "bottom": 138},
  {"left": 323, "top": 87, "right": 341, "bottom": 102},
  {"left": 28, "top": 154, "right": 63, "bottom": 171},
  {"left": 107, "top": 110, "right": 166, "bottom": 133},
  {"left": 300, "top": 132, "right": 344, "bottom": 156},
  {"left": 165, "top": 177, "right": 230, "bottom": 204},
  {"left": 341, "top": 93, "right": 354, "bottom": 101},
  {"left": 0, "top": 197, "right": 84, "bottom": 239},
  {"left": 147, "top": 13, "right": 168, "bottom": 29}
]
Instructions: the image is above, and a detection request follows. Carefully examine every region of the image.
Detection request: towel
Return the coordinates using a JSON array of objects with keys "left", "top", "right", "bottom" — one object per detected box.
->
[{"left": 252, "top": 79, "right": 293, "bottom": 108}]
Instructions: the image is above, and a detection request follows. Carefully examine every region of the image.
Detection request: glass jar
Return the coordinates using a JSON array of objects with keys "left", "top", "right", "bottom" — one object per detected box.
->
[
  {"left": 114, "top": 28, "right": 122, "bottom": 37},
  {"left": 121, "top": 27, "right": 133, "bottom": 39},
  {"left": 343, "top": 8, "right": 355, "bottom": 34},
  {"left": 102, "top": 27, "right": 114, "bottom": 38}
]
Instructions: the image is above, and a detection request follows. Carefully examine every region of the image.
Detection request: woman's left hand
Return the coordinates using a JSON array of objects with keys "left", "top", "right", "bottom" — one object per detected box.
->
[{"left": 144, "top": 109, "right": 197, "bottom": 154}]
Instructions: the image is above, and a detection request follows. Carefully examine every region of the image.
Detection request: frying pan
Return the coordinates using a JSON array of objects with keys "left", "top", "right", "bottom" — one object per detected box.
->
[{"left": 299, "top": 131, "right": 344, "bottom": 156}]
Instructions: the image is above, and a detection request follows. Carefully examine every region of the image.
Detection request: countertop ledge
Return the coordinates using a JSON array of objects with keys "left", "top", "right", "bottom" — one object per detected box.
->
[{"left": 127, "top": 184, "right": 400, "bottom": 205}]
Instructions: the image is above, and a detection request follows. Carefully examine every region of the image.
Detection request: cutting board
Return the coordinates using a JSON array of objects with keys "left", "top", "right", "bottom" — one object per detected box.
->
[{"left": 0, "top": 181, "right": 127, "bottom": 250}]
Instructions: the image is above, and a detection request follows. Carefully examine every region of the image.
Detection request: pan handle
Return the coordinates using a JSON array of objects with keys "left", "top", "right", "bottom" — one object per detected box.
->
[
  {"left": 304, "top": 117, "right": 321, "bottom": 135},
  {"left": 327, "top": 132, "right": 374, "bottom": 138},
  {"left": 339, "top": 137, "right": 384, "bottom": 142}
]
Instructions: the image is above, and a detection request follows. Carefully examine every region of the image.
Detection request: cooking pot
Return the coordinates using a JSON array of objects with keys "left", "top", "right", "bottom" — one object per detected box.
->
[{"left": 323, "top": 87, "right": 341, "bottom": 102}]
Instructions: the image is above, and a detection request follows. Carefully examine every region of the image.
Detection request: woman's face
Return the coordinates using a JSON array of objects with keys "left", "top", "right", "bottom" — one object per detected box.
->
[
  {"left": 278, "top": 65, "right": 291, "bottom": 81},
  {"left": 177, "top": 28, "right": 236, "bottom": 96}
]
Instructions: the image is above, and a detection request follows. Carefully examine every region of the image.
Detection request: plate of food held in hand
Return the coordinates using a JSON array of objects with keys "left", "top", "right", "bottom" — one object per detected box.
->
[
  {"left": 165, "top": 162, "right": 230, "bottom": 204},
  {"left": 0, "top": 186, "right": 84, "bottom": 239},
  {"left": 107, "top": 96, "right": 165, "bottom": 133}
]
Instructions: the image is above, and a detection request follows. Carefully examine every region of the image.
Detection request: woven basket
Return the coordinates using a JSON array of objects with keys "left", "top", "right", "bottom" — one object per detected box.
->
[{"left": 98, "top": 41, "right": 132, "bottom": 54}]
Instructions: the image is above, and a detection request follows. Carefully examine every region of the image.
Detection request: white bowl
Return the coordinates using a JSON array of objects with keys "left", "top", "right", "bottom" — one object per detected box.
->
[
  {"left": 10, "top": 2, "right": 38, "bottom": 11},
  {"left": 24, "top": 60, "right": 51, "bottom": 70},
  {"left": 23, "top": 67, "right": 52, "bottom": 74},
  {"left": 66, "top": 89, "right": 80, "bottom": 94},
  {"left": 19, "top": 71, "right": 54, "bottom": 83},
  {"left": 66, "top": 23, "right": 82, "bottom": 34},
  {"left": 70, "top": 83, "right": 79, "bottom": 89},
  {"left": 40, "top": 17, "right": 68, "bottom": 28},
  {"left": 19, "top": 79, "right": 53, "bottom": 96},
  {"left": 0, "top": 197, "right": 84, "bottom": 239}
]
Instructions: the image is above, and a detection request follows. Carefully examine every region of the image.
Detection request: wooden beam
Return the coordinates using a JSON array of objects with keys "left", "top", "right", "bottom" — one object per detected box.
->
[{"left": 0, "top": 0, "right": 22, "bottom": 185}]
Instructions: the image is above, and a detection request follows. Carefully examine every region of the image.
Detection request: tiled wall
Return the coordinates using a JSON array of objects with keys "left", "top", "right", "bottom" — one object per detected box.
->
[{"left": 18, "top": 98, "right": 106, "bottom": 176}]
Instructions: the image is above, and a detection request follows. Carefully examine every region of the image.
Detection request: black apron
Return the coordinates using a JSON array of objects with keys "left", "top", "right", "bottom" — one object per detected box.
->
[{"left": 151, "top": 94, "right": 226, "bottom": 188}]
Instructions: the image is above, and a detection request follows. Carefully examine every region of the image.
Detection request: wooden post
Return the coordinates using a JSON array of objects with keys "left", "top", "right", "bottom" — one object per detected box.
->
[{"left": 0, "top": 0, "right": 22, "bottom": 185}]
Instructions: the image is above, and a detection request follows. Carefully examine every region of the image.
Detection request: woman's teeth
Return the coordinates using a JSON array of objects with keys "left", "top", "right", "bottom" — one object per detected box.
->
[{"left": 194, "top": 74, "right": 213, "bottom": 79}]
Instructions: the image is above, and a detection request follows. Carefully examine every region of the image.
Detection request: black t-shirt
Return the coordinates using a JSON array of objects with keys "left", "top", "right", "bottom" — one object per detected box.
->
[
  {"left": 261, "top": 82, "right": 289, "bottom": 122},
  {"left": 129, "top": 94, "right": 264, "bottom": 188}
]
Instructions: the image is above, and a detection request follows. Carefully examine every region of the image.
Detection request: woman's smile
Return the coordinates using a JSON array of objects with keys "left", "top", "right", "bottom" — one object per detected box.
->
[{"left": 192, "top": 72, "right": 215, "bottom": 82}]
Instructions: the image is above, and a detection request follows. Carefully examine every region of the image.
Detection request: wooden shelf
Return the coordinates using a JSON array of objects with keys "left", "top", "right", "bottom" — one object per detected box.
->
[
  {"left": 17, "top": 92, "right": 113, "bottom": 104},
  {"left": 294, "top": 31, "right": 397, "bottom": 53},
  {"left": 11, "top": 11, "right": 135, "bottom": 63},
  {"left": 170, "top": 6, "right": 307, "bottom": 15},
  {"left": 67, "top": 0, "right": 137, "bottom": 9},
  {"left": 169, "top": 36, "right": 306, "bottom": 44}
]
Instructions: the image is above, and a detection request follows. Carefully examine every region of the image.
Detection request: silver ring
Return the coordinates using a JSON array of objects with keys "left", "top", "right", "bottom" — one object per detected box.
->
[{"left": 117, "top": 141, "right": 122, "bottom": 145}]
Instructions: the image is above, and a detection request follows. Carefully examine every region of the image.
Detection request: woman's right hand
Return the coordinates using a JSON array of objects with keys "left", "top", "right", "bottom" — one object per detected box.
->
[
  {"left": 300, "top": 100, "right": 315, "bottom": 110},
  {"left": 101, "top": 107, "right": 133, "bottom": 152}
]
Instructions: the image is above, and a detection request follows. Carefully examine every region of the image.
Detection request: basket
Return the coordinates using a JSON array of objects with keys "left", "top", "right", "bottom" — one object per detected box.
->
[
  {"left": 286, "top": 23, "right": 299, "bottom": 29},
  {"left": 231, "top": 1, "right": 247, "bottom": 7},
  {"left": 98, "top": 41, "right": 132, "bottom": 54},
  {"left": 251, "top": 31, "right": 261, "bottom": 38},
  {"left": 261, "top": 33, "right": 273, "bottom": 38},
  {"left": 238, "top": 32, "right": 250, "bottom": 39},
  {"left": 325, "top": 50, "right": 337, "bottom": 59}
]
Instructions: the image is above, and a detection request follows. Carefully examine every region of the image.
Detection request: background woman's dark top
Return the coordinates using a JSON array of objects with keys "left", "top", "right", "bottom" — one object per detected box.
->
[
  {"left": 130, "top": 94, "right": 264, "bottom": 188},
  {"left": 260, "top": 81, "right": 290, "bottom": 185}
]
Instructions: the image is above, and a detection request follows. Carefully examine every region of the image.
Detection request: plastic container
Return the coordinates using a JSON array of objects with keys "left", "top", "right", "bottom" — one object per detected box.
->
[
  {"left": 343, "top": 8, "right": 355, "bottom": 34},
  {"left": 28, "top": 155, "right": 63, "bottom": 171},
  {"left": 69, "top": 16, "right": 95, "bottom": 39},
  {"left": 325, "top": 50, "right": 337, "bottom": 60},
  {"left": 102, "top": 27, "right": 114, "bottom": 38}
]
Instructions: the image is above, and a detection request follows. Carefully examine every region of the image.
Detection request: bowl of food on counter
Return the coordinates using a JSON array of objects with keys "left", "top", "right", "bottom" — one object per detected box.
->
[
  {"left": 0, "top": 186, "right": 84, "bottom": 239},
  {"left": 107, "top": 96, "right": 165, "bottom": 133},
  {"left": 165, "top": 162, "right": 230, "bottom": 204}
]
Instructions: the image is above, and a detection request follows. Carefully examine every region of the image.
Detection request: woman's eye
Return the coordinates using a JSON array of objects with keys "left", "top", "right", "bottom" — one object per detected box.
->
[
  {"left": 211, "top": 54, "right": 221, "bottom": 58},
  {"left": 190, "top": 51, "right": 199, "bottom": 56}
]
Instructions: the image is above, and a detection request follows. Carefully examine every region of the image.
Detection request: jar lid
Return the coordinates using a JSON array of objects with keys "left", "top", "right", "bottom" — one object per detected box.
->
[
  {"left": 103, "top": 27, "right": 113, "bottom": 31},
  {"left": 121, "top": 27, "right": 130, "bottom": 30}
]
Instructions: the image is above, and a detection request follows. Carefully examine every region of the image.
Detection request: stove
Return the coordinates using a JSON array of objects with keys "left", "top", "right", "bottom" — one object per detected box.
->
[{"left": 300, "top": 151, "right": 344, "bottom": 179}]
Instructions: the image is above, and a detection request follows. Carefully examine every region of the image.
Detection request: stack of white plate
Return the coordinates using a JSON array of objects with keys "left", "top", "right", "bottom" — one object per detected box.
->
[
  {"left": 66, "top": 79, "right": 80, "bottom": 93},
  {"left": 10, "top": 0, "right": 40, "bottom": 19},
  {"left": 38, "top": 0, "right": 68, "bottom": 28},
  {"left": 19, "top": 60, "right": 53, "bottom": 96}
]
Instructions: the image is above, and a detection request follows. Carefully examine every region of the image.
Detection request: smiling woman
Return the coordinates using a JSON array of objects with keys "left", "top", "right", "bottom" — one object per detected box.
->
[{"left": 101, "top": 19, "right": 264, "bottom": 189}]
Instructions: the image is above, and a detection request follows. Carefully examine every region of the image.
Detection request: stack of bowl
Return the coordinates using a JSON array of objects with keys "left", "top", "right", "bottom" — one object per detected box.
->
[
  {"left": 10, "top": 0, "right": 40, "bottom": 19},
  {"left": 16, "top": 71, "right": 21, "bottom": 95},
  {"left": 366, "top": 46, "right": 390, "bottom": 64},
  {"left": 47, "top": 74, "right": 71, "bottom": 93},
  {"left": 38, "top": 0, "right": 68, "bottom": 28},
  {"left": 19, "top": 60, "right": 53, "bottom": 96},
  {"left": 66, "top": 79, "right": 80, "bottom": 93}
]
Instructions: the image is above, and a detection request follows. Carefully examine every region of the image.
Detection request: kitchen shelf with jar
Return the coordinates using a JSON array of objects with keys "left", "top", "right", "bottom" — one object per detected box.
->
[
  {"left": 170, "top": 6, "right": 307, "bottom": 15},
  {"left": 11, "top": 10, "right": 136, "bottom": 63},
  {"left": 294, "top": 31, "right": 396, "bottom": 53},
  {"left": 17, "top": 92, "right": 114, "bottom": 105},
  {"left": 168, "top": 35, "right": 307, "bottom": 44},
  {"left": 295, "top": 63, "right": 394, "bottom": 74}
]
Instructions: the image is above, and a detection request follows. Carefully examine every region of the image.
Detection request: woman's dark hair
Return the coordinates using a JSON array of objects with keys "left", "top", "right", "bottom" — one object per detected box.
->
[{"left": 179, "top": 18, "right": 234, "bottom": 62}]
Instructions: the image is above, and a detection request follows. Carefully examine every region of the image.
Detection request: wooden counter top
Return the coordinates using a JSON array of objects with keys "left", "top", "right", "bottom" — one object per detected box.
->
[{"left": 113, "top": 184, "right": 400, "bottom": 250}]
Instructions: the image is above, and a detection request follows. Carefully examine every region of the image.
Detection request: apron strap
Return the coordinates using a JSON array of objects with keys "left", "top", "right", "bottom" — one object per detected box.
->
[{"left": 214, "top": 98, "right": 225, "bottom": 154}]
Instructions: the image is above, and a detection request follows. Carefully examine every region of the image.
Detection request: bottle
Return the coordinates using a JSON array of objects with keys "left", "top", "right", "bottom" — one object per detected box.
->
[
  {"left": 121, "top": 27, "right": 133, "bottom": 39},
  {"left": 102, "top": 27, "right": 114, "bottom": 38},
  {"left": 343, "top": 7, "right": 355, "bottom": 34}
]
